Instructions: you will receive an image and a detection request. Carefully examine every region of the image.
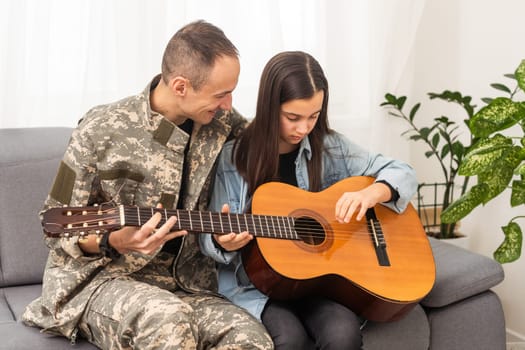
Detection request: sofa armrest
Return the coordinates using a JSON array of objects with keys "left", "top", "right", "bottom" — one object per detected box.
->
[{"left": 420, "top": 237, "right": 504, "bottom": 308}]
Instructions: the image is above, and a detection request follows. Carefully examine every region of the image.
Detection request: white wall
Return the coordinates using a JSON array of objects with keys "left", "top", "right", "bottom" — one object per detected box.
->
[{"left": 400, "top": 0, "right": 525, "bottom": 338}]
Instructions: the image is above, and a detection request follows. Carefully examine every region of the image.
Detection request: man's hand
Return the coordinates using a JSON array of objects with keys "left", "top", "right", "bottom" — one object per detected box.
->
[
  {"left": 110, "top": 210, "right": 186, "bottom": 255},
  {"left": 213, "top": 204, "right": 253, "bottom": 251},
  {"left": 335, "top": 182, "right": 391, "bottom": 223},
  {"left": 79, "top": 204, "right": 187, "bottom": 255}
]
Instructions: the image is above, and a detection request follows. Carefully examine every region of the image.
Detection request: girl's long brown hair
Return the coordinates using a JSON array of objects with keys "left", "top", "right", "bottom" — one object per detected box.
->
[{"left": 233, "top": 51, "right": 331, "bottom": 195}]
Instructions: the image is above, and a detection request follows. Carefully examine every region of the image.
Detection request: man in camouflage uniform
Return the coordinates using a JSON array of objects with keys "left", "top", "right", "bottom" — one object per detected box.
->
[{"left": 22, "top": 20, "right": 273, "bottom": 350}]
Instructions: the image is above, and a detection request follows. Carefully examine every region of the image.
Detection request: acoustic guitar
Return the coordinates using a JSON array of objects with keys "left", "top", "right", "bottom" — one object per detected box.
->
[{"left": 41, "top": 176, "right": 435, "bottom": 322}]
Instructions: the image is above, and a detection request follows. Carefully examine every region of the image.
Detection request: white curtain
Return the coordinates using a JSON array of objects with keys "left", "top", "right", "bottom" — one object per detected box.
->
[{"left": 0, "top": 0, "right": 425, "bottom": 160}]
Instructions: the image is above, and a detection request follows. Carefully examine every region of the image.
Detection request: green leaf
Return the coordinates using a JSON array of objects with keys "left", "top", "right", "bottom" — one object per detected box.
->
[
  {"left": 451, "top": 141, "right": 465, "bottom": 159},
  {"left": 419, "top": 127, "right": 431, "bottom": 140},
  {"left": 382, "top": 93, "right": 397, "bottom": 106},
  {"left": 515, "top": 60, "right": 525, "bottom": 93},
  {"left": 424, "top": 150, "right": 435, "bottom": 158},
  {"left": 429, "top": 90, "right": 476, "bottom": 117},
  {"left": 469, "top": 98, "right": 525, "bottom": 137},
  {"left": 458, "top": 134, "right": 514, "bottom": 175},
  {"left": 481, "top": 97, "right": 493, "bottom": 104},
  {"left": 458, "top": 135, "right": 522, "bottom": 201},
  {"left": 397, "top": 96, "right": 407, "bottom": 110},
  {"left": 438, "top": 127, "right": 453, "bottom": 142},
  {"left": 510, "top": 179, "right": 525, "bottom": 206},
  {"left": 441, "top": 183, "right": 488, "bottom": 223},
  {"left": 431, "top": 133, "right": 440, "bottom": 148},
  {"left": 475, "top": 149, "right": 521, "bottom": 201},
  {"left": 441, "top": 144, "right": 450, "bottom": 159},
  {"left": 493, "top": 221, "right": 522, "bottom": 263},
  {"left": 400, "top": 130, "right": 413, "bottom": 137},
  {"left": 516, "top": 163, "right": 525, "bottom": 176},
  {"left": 490, "top": 83, "right": 511, "bottom": 94},
  {"left": 478, "top": 158, "right": 518, "bottom": 202},
  {"left": 429, "top": 90, "right": 464, "bottom": 103},
  {"left": 434, "top": 116, "right": 450, "bottom": 124},
  {"left": 388, "top": 112, "right": 403, "bottom": 118},
  {"left": 409, "top": 103, "right": 420, "bottom": 122}
]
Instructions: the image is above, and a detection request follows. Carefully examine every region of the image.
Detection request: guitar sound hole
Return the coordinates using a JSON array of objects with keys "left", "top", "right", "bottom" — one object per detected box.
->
[{"left": 294, "top": 217, "right": 325, "bottom": 245}]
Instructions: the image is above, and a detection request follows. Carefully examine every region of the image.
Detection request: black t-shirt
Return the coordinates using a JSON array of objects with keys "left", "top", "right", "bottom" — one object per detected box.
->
[{"left": 278, "top": 148, "right": 299, "bottom": 186}]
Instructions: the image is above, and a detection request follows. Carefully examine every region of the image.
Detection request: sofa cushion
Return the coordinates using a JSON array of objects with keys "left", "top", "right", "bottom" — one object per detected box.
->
[
  {"left": 0, "top": 128, "right": 72, "bottom": 287},
  {"left": 4, "top": 284, "right": 97, "bottom": 348},
  {"left": 426, "top": 290, "right": 506, "bottom": 350},
  {"left": 421, "top": 238, "right": 505, "bottom": 307},
  {"left": 0, "top": 290, "right": 12, "bottom": 322},
  {"left": 362, "top": 304, "right": 430, "bottom": 350},
  {"left": 0, "top": 322, "right": 98, "bottom": 350},
  {"left": 4, "top": 285, "right": 44, "bottom": 321},
  {"left": 0, "top": 127, "right": 71, "bottom": 164},
  {"left": 0, "top": 127, "right": 97, "bottom": 349}
]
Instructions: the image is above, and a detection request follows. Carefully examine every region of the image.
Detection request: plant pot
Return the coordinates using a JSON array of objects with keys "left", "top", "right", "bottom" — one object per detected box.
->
[
  {"left": 419, "top": 207, "right": 461, "bottom": 236},
  {"left": 440, "top": 233, "right": 470, "bottom": 250}
]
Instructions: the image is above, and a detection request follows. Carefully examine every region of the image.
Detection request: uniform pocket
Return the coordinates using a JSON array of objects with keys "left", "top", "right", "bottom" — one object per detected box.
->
[{"left": 99, "top": 168, "right": 144, "bottom": 205}]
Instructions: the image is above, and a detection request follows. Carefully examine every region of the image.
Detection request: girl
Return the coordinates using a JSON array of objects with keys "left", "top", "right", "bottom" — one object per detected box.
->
[{"left": 201, "top": 51, "right": 417, "bottom": 349}]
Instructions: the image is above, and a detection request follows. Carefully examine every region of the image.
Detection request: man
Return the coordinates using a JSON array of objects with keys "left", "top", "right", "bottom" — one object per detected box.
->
[{"left": 22, "top": 20, "right": 273, "bottom": 350}]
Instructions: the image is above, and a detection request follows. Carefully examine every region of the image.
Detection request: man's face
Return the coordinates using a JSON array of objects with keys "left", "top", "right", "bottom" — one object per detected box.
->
[{"left": 181, "top": 55, "right": 240, "bottom": 125}]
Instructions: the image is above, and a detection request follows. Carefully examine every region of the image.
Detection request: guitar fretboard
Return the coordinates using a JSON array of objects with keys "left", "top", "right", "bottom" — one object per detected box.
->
[{"left": 122, "top": 205, "right": 301, "bottom": 240}]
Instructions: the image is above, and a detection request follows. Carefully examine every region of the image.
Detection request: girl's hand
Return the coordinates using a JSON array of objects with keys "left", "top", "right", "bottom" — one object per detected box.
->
[
  {"left": 335, "top": 182, "right": 391, "bottom": 223},
  {"left": 213, "top": 204, "right": 253, "bottom": 251}
]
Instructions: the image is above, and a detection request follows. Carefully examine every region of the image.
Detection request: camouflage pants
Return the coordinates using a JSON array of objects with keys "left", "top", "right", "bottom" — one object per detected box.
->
[{"left": 78, "top": 277, "right": 273, "bottom": 350}]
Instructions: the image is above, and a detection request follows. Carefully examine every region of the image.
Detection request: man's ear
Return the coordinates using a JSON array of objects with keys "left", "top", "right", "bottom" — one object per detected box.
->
[{"left": 169, "top": 76, "right": 189, "bottom": 96}]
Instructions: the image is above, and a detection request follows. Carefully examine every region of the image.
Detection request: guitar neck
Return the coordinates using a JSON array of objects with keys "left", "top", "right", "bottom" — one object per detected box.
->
[{"left": 121, "top": 205, "right": 300, "bottom": 240}]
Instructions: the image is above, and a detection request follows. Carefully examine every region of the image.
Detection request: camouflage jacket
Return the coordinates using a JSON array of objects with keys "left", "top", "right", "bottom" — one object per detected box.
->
[{"left": 22, "top": 75, "right": 247, "bottom": 339}]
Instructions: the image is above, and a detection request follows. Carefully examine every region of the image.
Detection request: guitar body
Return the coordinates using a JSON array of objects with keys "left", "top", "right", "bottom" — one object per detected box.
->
[{"left": 244, "top": 176, "right": 435, "bottom": 322}]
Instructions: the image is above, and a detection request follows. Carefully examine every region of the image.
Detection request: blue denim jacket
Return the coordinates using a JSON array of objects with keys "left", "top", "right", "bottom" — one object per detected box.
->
[{"left": 200, "top": 131, "right": 417, "bottom": 320}]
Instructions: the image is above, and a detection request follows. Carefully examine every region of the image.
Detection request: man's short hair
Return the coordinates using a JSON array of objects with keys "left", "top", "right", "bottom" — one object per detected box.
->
[{"left": 161, "top": 20, "right": 239, "bottom": 90}]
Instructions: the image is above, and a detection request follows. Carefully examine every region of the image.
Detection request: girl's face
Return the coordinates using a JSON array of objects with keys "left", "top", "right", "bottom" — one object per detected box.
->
[{"left": 278, "top": 90, "right": 324, "bottom": 154}]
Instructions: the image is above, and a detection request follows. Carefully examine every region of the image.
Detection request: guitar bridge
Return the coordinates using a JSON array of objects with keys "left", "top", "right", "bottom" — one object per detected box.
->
[{"left": 366, "top": 208, "right": 390, "bottom": 266}]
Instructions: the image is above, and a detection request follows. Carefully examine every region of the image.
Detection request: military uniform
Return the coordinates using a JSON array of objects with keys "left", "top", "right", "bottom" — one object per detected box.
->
[{"left": 22, "top": 75, "right": 273, "bottom": 350}]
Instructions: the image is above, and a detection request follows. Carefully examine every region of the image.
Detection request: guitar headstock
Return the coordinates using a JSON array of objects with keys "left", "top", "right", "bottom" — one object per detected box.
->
[{"left": 42, "top": 206, "right": 122, "bottom": 238}]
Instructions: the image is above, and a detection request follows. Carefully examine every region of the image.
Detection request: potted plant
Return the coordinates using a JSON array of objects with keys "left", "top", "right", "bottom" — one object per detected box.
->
[
  {"left": 380, "top": 91, "right": 477, "bottom": 239},
  {"left": 441, "top": 59, "right": 525, "bottom": 263}
]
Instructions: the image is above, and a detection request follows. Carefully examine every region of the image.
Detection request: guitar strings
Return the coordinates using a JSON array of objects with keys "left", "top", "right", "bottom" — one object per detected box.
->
[
  {"left": 126, "top": 208, "right": 385, "bottom": 240},
  {"left": 64, "top": 207, "right": 384, "bottom": 236},
  {"left": 53, "top": 207, "right": 392, "bottom": 241}
]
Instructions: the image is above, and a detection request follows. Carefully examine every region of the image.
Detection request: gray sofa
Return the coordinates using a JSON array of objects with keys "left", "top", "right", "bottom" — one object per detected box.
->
[{"left": 0, "top": 127, "right": 506, "bottom": 350}]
